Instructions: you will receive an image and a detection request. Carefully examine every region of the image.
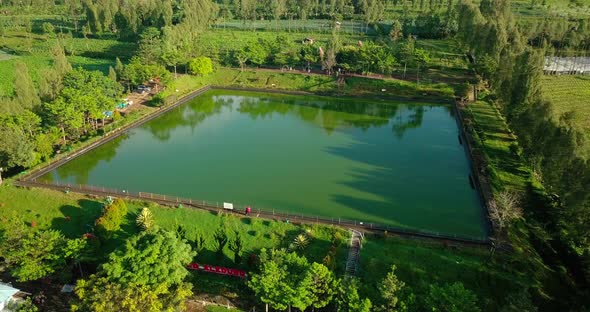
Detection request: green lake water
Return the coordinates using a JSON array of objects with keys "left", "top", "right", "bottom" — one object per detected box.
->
[{"left": 39, "top": 89, "right": 487, "bottom": 239}]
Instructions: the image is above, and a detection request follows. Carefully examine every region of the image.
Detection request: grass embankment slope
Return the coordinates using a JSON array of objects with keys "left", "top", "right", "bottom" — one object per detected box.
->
[
  {"left": 0, "top": 182, "right": 514, "bottom": 309},
  {"left": 464, "top": 101, "right": 532, "bottom": 191},
  {"left": 542, "top": 75, "right": 590, "bottom": 157},
  {"left": 0, "top": 185, "right": 348, "bottom": 293},
  {"left": 163, "top": 67, "right": 455, "bottom": 102}
]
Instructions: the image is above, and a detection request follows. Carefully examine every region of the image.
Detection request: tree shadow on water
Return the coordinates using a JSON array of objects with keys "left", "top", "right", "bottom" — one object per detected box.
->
[{"left": 324, "top": 123, "right": 487, "bottom": 239}]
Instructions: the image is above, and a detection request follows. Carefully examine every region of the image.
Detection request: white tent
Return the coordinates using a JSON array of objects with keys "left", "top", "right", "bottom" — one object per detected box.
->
[
  {"left": 0, "top": 283, "right": 19, "bottom": 311},
  {"left": 544, "top": 57, "right": 590, "bottom": 75}
]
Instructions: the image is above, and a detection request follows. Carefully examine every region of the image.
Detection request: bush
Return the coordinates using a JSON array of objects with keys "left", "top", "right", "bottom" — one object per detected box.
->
[
  {"left": 95, "top": 198, "right": 128, "bottom": 240},
  {"left": 188, "top": 57, "right": 214, "bottom": 76},
  {"left": 147, "top": 93, "right": 165, "bottom": 107},
  {"left": 42, "top": 22, "right": 55, "bottom": 36}
]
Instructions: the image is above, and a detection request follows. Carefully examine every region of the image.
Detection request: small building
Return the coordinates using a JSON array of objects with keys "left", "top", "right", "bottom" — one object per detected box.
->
[{"left": 0, "top": 283, "right": 20, "bottom": 311}]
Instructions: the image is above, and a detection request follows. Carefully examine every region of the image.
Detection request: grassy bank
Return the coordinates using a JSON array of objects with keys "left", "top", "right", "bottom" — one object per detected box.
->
[
  {"left": 0, "top": 183, "right": 513, "bottom": 309},
  {"left": 462, "top": 100, "right": 532, "bottom": 192},
  {"left": 358, "top": 234, "right": 525, "bottom": 312},
  {"left": 162, "top": 67, "right": 455, "bottom": 103},
  {"left": 0, "top": 185, "right": 348, "bottom": 294}
]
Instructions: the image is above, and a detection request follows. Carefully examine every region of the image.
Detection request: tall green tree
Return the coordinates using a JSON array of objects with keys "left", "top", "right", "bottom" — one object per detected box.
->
[
  {"left": 0, "top": 225, "right": 86, "bottom": 282},
  {"left": 248, "top": 249, "right": 312, "bottom": 311},
  {"left": 301, "top": 262, "right": 339, "bottom": 310},
  {"left": 379, "top": 265, "right": 406, "bottom": 312},
  {"left": 101, "top": 228, "right": 195, "bottom": 285},
  {"left": 73, "top": 229, "right": 193, "bottom": 312},
  {"left": 424, "top": 282, "right": 481, "bottom": 312},
  {"left": 337, "top": 278, "right": 372, "bottom": 312},
  {"left": 13, "top": 61, "right": 40, "bottom": 111}
]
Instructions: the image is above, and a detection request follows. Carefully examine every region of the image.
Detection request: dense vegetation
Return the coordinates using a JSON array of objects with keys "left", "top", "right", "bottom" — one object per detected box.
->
[{"left": 1, "top": 0, "right": 590, "bottom": 310}]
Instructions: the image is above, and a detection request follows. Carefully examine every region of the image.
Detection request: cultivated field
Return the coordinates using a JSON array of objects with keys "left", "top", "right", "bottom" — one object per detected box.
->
[{"left": 542, "top": 75, "right": 590, "bottom": 156}]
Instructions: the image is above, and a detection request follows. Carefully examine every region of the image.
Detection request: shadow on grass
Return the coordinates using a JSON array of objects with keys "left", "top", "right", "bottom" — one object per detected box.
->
[{"left": 51, "top": 199, "right": 103, "bottom": 238}]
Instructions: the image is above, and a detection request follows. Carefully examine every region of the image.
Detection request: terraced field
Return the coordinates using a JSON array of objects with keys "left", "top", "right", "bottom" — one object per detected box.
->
[{"left": 542, "top": 75, "right": 590, "bottom": 156}]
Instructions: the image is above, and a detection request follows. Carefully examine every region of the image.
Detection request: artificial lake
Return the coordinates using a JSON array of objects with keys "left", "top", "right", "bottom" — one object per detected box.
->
[{"left": 40, "top": 89, "right": 487, "bottom": 240}]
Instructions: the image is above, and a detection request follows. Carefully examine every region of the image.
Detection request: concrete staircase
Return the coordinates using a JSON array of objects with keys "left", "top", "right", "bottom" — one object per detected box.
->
[{"left": 345, "top": 229, "right": 364, "bottom": 277}]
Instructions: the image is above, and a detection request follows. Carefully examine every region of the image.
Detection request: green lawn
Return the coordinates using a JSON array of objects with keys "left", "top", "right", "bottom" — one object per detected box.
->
[
  {"left": 163, "top": 68, "right": 454, "bottom": 103},
  {"left": 358, "top": 235, "right": 526, "bottom": 312},
  {"left": 542, "top": 75, "right": 590, "bottom": 157},
  {"left": 463, "top": 101, "right": 531, "bottom": 192}
]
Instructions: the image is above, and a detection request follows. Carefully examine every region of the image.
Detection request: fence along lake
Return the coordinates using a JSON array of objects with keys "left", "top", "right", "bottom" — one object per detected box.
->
[{"left": 39, "top": 89, "right": 487, "bottom": 239}]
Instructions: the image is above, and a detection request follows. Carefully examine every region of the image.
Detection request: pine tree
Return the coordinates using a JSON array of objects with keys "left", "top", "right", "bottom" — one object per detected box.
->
[
  {"left": 14, "top": 61, "right": 40, "bottom": 111},
  {"left": 108, "top": 66, "right": 117, "bottom": 82}
]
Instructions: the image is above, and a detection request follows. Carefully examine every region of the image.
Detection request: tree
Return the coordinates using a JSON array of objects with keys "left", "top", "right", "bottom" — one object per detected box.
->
[
  {"left": 39, "top": 44, "right": 73, "bottom": 101},
  {"left": 121, "top": 57, "right": 170, "bottom": 87},
  {"left": 301, "top": 263, "right": 339, "bottom": 310},
  {"left": 161, "top": 25, "right": 190, "bottom": 78},
  {"left": 488, "top": 190, "right": 523, "bottom": 232},
  {"left": 235, "top": 48, "right": 249, "bottom": 71},
  {"left": 74, "top": 229, "right": 194, "bottom": 311},
  {"left": 292, "top": 234, "right": 309, "bottom": 251},
  {"left": 138, "top": 27, "right": 163, "bottom": 64},
  {"left": 13, "top": 61, "right": 40, "bottom": 111},
  {"left": 337, "top": 278, "right": 372, "bottom": 312},
  {"left": 245, "top": 41, "right": 268, "bottom": 67},
  {"left": 101, "top": 228, "right": 194, "bottom": 285},
  {"left": 229, "top": 230, "right": 243, "bottom": 264},
  {"left": 390, "top": 20, "right": 403, "bottom": 41},
  {"left": 136, "top": 207, "right": 155, "bottom": 231},
  {"left": 191, "top": 233, "right": 207, "bottom": 254},
  {"left": 425, "top": 282, "right": 481, "bottom": 312},
  {"left": 379, "top": 265, "right": 406, "bottom": 312},
  {"left": 95, "top": 198, "right": 128, "bottom": 240},
  {"left": 1, "top": 228, "right": 75, "bottom": 282},
  {"left": 400, "top": 35, "right": 415, "bottom": 79},
  {"left": 239, "top": 0, "right": 257, "bottom": 21},
  {"left": 108, "top": 66, "right": 117, "bottom": 82},
  {"left": 188, "top": 56, "right": 214, "bottom": 76},
  {"left": 73, "top": 276, "right": 192, "bottom": 312},
  {"left": 115, "top": 57, "right": 124, "bottom": 78},
  {"left": 0, "top": 116, "right": 38, "bottom": 172},
  {"left": 213, "top": 226, "right": 228, "bottom": 258},
  {"left": 42, "top": 22, "right": 55, "bottom": 36},
  {"left": 248, "top": 249, "right": 312, "bottom": 311}
]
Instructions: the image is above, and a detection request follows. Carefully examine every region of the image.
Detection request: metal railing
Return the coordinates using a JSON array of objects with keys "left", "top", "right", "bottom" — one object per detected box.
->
[{"left": 17, "top": 178, "right": 489, "bottom": 245}]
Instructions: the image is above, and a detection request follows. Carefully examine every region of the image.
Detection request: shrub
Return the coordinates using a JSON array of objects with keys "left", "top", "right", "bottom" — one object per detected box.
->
[
  {"left": 136, "top": 207, "right": 154, "bottom": 231},
  {"left": 147, "top": 93, "right": 165, "bottom": 107},
  {"left": 188, "top": 56, "right": 214, "bottom": 76},
  {"left": 213, "top": 226, "right": 228, "bottom": 258},
  {"left": 95, "top": 198, "right": 128, "bottom": 240},
  {"left": 42, "top": 22, "right": 55, "bottom": 36}
]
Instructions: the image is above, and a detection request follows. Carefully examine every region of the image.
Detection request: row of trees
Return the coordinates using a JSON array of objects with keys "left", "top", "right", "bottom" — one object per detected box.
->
[
  {"left": 217, "top": 0, "right": 457, "bottom": 22},
  {"left": 456, "top": 0, "right": 590, "bottom": 309},
  {"left": 80, "top": 0, "right": 217, "bottom": 39},
  {"left": 248, "top": 248, "right": 482, "bottom": 311},
  {"left": 0, "top": 43, "right": 169, "bottom": 180},
  {"left": 214, "top": 32, "right": 430, "bottom": 76}
]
